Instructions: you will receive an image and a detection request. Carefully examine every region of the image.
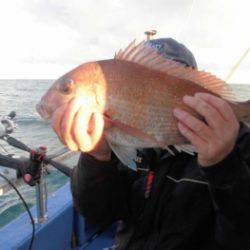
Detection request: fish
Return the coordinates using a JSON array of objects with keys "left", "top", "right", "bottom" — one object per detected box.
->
[{"left": 36, "top": 40, "right": 250, "bottom": 170}]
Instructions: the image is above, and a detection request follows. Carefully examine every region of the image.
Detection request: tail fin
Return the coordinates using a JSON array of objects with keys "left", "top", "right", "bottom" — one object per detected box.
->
[{"left": 233, "top": 100, "right": 250, "bottom": 124}]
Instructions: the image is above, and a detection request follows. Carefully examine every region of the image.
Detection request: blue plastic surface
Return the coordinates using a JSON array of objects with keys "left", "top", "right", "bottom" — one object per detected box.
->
[
  {"left": 0, "top": 182, "right": 115, "bottom": 250},
  {"left": 0, "top": 183, "right": 73, "bottom": 250}
]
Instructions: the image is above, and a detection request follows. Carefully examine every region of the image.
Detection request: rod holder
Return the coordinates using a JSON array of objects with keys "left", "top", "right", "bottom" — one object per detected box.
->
[{"left": 34, "top": 165, "right": 48, "bottom": 223}]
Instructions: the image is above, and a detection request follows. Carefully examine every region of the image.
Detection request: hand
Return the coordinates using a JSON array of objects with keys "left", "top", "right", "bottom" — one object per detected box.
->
[
  {"left": 51, "top": 98, "right": 112, "bottom": 161},
  {"left": 173, "top": 93, "right": 240, "bottom": 167},
  {"left": 87, "top": 138, "right": 112, "bottom": 161}
]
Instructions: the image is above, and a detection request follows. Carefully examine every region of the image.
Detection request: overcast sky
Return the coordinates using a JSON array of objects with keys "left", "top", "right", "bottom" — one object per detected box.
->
[{"left": 0, "top": 0, "right": 249, "bottom": 83}]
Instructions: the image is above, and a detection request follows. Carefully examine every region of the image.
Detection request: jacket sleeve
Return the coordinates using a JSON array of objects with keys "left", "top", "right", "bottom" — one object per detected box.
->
[
  {"left": 70, "top": 153, "right": 133, "bottom": 226},
  {"left": 201, "top": 123, "right": 250, "bottom": 249}
]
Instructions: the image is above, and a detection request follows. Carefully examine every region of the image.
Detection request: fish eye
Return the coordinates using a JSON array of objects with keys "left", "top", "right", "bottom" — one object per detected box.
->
[{"left": 59, "top": 78, "right": 75, "bottom": 95}]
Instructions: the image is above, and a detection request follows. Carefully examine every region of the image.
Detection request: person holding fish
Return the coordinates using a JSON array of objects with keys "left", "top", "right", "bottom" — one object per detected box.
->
[{"left": 37, "top": 37, "right": 250, "bottom": 249}]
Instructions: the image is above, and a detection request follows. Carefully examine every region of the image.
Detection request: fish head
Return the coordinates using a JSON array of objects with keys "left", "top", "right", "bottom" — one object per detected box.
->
[
  {"left": 36, "top": 62, "right": 108, "bottom": 152},
  {"left": 36, "top": 62, "right": 105, "bottom": 121},
  {"left": 36, "top": 76, "right": 75, "bottom": 120}
]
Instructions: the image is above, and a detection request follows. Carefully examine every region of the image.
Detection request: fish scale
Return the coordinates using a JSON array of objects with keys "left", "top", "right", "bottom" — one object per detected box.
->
[{"left": 107, "top": 102, "right": 174, "bottom": 138}]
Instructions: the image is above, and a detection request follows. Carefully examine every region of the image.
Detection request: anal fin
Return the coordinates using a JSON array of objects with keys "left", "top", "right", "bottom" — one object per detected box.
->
[
  {"left": 174, "top": 144, "right": 196, "bottom": 155},
  {"left": 108, "top": 142, "right": 138, "bottom": 171}
]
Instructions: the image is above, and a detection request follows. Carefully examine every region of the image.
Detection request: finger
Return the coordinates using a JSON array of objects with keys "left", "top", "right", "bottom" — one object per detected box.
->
[
  {"left": 51, "top": 104, "right": 68, "bottom": 144},
  {"left": 103, "top": 115, "right": 113, "bottom": 130},
  {"left": 72, "top": 107, "right": 91, "bottom": 152},
  {"left": 183, "top": 95, "right": 224, "bottom": 129},
  {"left": 60, "top": 98, "right": 84, "bottom": 151},
  {"left": 72, "top": 107, "right": 105, "bottom": 152},
  {"left": 177, "top": 122, "right": 207, "bottom": 152},
  {"left": 173, "top": 108, "right": 212, "bottom": 141},
  {"left": 90, "top": 112, "right": 105, "bottom": 148},
  {"left": 194, "top": 93, "right": 237, "bottom": 123}
]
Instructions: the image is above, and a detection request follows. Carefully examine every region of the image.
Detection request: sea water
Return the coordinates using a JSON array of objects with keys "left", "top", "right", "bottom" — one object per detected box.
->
[
  {"left": 0, "top": 80, "right": 249, "bottom": 228},
  {"left": 0, "top": 79, "right": 79, "bottom": 228}
]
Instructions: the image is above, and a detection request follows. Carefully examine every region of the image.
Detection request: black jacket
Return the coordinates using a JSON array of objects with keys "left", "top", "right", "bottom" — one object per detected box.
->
[{"left": 71, "top": 123, "right": 250, "bottom": 250}]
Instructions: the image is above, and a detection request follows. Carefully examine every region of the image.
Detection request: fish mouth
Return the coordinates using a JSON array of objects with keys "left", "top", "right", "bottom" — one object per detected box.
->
[{"left": 36, "top": 102, "right": 52, "bottom": 121}]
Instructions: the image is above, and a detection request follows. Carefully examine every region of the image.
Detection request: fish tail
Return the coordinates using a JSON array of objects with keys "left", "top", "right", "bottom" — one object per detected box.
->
[{"left": 233, "top": 100, "right": 250, "bottom": 123}]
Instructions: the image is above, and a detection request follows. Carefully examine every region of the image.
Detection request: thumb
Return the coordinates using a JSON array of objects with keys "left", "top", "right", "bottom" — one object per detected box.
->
[{"left": 103, "top": 116, "right": 113, "bottom": 130}]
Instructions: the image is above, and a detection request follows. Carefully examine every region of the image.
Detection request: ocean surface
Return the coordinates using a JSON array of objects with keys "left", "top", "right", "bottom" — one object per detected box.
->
[
  {"left": 0, "top": 79, "right": 79, "bottom": 228},
  {"left": 0, "top": 80, "right": 249, "bottom": 228}
]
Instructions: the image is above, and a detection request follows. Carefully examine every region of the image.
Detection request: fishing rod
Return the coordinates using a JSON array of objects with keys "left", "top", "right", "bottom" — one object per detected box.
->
[{"left": 0, "top": 111, "right": 73, "bottom": 178}]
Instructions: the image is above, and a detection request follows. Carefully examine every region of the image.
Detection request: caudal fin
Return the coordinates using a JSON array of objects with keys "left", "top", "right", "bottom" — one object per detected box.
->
[{"left": 233, "top": 100, "right": 250, "bottom": 124}]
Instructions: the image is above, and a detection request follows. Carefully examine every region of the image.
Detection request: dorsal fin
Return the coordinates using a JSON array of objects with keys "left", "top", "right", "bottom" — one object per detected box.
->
[{"left": 115, "top": 40, "right": 234, "bottom": 101}]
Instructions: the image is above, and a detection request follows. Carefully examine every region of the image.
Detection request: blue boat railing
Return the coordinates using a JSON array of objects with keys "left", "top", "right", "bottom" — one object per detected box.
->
[{"left": 0, "top": 183, "right": 116, "bottom": 250}]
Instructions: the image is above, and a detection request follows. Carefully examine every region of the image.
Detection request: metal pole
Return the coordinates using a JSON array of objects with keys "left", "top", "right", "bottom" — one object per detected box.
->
[
  {"left": 144, "top": 30, "right": 157, "bottom": 40},
  {"left": 35, "top": 163, "right": 48, "bottom": 223}
]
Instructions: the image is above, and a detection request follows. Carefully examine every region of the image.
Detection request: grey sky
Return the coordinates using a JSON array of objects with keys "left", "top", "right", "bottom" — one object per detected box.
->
[{"left": 0, "top": 0, "right": 249, "bottom": 83}]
